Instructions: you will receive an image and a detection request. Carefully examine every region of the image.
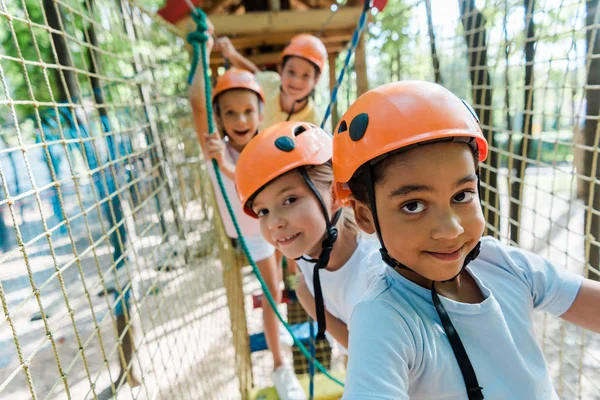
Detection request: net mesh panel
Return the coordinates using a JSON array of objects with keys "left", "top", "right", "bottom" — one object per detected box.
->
[{"left": 0, "top": 0, "right": 245, "bottom": 397}]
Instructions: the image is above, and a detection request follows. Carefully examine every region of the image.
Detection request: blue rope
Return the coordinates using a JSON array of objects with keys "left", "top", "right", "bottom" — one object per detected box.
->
[
  {"left": 320, "top": 0, "right": 371, "bottom": 130},
  {"left": 186, "top": 7, "right": 347, "bottom": 388}
]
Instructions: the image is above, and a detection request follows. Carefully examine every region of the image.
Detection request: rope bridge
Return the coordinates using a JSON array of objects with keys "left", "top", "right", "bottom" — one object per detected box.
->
[{"left": 0, "top": 0, "right": 599, "bottom": 399}]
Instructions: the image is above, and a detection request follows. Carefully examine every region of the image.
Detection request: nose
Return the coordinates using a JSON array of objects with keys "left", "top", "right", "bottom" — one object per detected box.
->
[
  {"left": 238, "top": 113, "right": 247, "bottom": 124},
  {"left": 267, "top": 211, "right": 286, "bottom": 232},
  {"left": 431, "top": 208, "right": 464, "bottom": 241}
]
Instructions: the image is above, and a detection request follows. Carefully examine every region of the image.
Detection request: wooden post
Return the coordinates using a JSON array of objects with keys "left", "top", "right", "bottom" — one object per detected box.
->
[
  {"left": 328, "top": 52, "right": 339, "bottom": 132},
  {"left": 210, "top": 65, "right": 219, "bottom": 86},
  {"left": 210, "top": 189, "right": 253, "bottom": 399},
  {"left": 269, "top": 0, "right": 281, "bottom": 11},
  {"left": 355, "top": 34, "right": 368, "bottom": 96}
]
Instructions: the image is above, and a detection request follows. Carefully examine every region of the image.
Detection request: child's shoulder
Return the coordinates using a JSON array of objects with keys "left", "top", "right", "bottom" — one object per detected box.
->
[
  {"left": 476, "top": 235, "right": 573, "bottom": 290},
  {"left": 255, "top": 70, "right": 280, "bottom": 87},
  {"left": 478, "top": 236, "right": 536, "bottom": 269}
]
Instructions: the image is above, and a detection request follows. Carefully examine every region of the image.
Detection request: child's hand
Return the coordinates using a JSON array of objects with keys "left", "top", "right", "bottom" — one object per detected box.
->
[
  {"left": 203, "top": 18, "right": 215, "bottom": 53},
  {"left": 214, "top": 36, "right": 237, "bottom": 58},
  {"left": 204, "top": 134, "right": 226, "bottom": 166}
]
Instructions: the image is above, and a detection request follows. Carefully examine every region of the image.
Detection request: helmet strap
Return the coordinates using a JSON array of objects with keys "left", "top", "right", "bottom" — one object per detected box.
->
[
  {"left": 296, "top": 167, "right": 341, "bottom": 339},
  {"left": 280, "top": 85, "right": 311, "bottom": 121}
]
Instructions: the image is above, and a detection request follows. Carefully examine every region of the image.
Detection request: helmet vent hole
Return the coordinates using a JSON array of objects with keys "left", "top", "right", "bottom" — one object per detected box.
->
[
  {"left": 337, "top": 120, "right": 348, "bottom": 134},
  {"left": 293, "top": 125, "right": 308, "bottom": 136}
]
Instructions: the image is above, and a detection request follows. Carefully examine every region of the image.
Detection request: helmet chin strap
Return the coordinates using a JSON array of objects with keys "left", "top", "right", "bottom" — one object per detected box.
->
[
  {"left": 361, "top": 163, "right": 485, "bottom": 400},
  {"left": 280, "top": 85, "right": 312, "bottom": 122},
  {"left": 293, "top": 167, "right": 342, "bottom": 340}
]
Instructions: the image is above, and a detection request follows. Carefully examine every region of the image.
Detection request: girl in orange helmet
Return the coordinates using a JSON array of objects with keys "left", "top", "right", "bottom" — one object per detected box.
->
[
  {"left": 332, "top": 81, "right": 600, "bottom": 399},
  {"left": 216, "top": 33, "right": 328, "bottom": 285},
  {"left": 190, "top": 34, "right": 306, "bottom": 400},
  {"left": 235, "top": 121, "right": 383, "bottom": 359},
  {"left": 216, "top": 34, "right": 327, "bottom": 127}
]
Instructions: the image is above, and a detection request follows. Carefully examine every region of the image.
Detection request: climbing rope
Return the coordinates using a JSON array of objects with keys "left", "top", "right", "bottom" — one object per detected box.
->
[
  {"left": 185, "top": 1, "right": 373, "bottom": 388},
  {"left": 185, "top": 8, "right": 351, "bottom": 387}
]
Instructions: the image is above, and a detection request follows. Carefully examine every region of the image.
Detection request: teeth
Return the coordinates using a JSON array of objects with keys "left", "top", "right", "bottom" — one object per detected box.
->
[{"left": 278, "top": 234, "right": 296, "bottom": 242}]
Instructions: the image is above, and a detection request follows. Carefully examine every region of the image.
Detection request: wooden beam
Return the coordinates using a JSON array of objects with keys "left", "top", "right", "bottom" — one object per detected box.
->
[
  {"left": 269, "top": 0, "right": 281, "bottom": 11},
  {"left": 210, "top": 45, "right": 345, "bottom": 67},
  {"left": 328, "top": 52, "right": 339, "bottom": 132},
  {"left": 207, "top": 0, "right": 238, "bottom": 14},
  {"left": 355, "top": 33, "right": 368, "bottom": 95},
  {"left": 203, "top": 6, "right": 364, "bottom": 36},
  {"left": 228, "top": 29, "right": 353, "bottom": 51}
]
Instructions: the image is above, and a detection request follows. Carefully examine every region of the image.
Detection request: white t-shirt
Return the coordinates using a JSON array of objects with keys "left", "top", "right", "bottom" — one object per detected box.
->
[
  {"left": 206, "top": 141, "right": 260, "bottom": 239},
  {"left": 343, "top": 236, "right": 584, "bottom": 400},
  {"left": 297, "top": 235, "right": 384, "bottom": 325}
]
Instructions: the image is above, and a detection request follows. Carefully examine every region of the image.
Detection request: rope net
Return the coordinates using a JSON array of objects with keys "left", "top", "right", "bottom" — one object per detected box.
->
[
  {"left": 0, "top": 0, "right": 246, "bottom": 397},
  {"left": 0, "top": 0, "right": 599, "bottom": 398}
]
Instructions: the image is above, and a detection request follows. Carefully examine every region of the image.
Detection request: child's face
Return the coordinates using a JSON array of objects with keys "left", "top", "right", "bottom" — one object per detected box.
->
[
  {"left": 280, "top": 57, "right": 319, "bottom": 101},
  {"left": 217, "top": 90, "right": 263, "bottom": 148},
  {"left": 251, "top": 170, "right": 331, "bottom": 259},
  {"left": 352, "top": 142, "right": 485, "bottom": 282}
]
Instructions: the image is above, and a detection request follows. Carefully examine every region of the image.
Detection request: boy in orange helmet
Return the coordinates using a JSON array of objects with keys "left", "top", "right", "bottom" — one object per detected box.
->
[
  {"left": 332, "top": 81, "right": 600, "bottom": 399},
  {"left": 190, "top": 29, "right": 305, "bottom": 400}
]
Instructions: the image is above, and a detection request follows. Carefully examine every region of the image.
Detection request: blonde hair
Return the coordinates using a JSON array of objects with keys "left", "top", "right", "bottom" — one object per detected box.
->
[{"left": 305, "top": 163, "right": 359, "bottom": 236}]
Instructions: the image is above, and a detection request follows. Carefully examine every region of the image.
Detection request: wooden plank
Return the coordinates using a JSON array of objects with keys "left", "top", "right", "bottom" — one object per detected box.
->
[
  {"left": 328, "top": 52, "right": 339, "bottom": 132},
  {"left": 178, "top": 6, "right": 363, "bottom": 37},
  {"left": 210, "top": 45, "right": 345, "bottom": 67},
  {"left": 355, "top": 33, "right": 368, "bottom": 95},
  {"left": 228, "top": 29, "right": 353, "bottom": 51},
  {"left": 250, "top": 371, "right": 346, "bottom": 400}
]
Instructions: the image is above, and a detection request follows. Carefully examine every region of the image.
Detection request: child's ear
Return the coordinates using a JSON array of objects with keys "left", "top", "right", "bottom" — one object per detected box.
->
[
  {"left": 313, "top": 72, "right": 321, "bottom": 86},
  {"left": 349, "top": 197, "right": 376, "bottom": 235},
  {"left": 330, "top": 184, "right": 342, "bottom": 213},
  {"left": 258, "top": 102, "right": 265, "bottom": 123}
]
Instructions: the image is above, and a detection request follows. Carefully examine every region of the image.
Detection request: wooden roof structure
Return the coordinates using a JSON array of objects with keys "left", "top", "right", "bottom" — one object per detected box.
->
[{"left": 157, "top": 0, "right": 370, "bottom": 126}]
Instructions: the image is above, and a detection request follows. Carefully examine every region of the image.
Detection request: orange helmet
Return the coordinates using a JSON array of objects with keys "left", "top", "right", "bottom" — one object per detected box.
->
[
  {"left": 333, "top": 80, "right": 488, "bottom": 205},
  {"left": 235, "top": 121, "right": 332, "bottom": 218},
  {"left": 212, "top": 68, "right": 265, "bottom": 104},
  {"left": 281, "top": 34, "right": 327, "bottom": 74}
]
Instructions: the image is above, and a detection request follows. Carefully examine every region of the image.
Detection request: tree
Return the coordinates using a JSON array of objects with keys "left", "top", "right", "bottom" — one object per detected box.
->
[
  {"left": 508, "top": 0, "right": 536, "bottom": 245},
  {"left": 425, "top": 0, "right": 442, "bottom": 84},
  {"left": 458, "top": 0, "right": 500, "bottom": 236}
]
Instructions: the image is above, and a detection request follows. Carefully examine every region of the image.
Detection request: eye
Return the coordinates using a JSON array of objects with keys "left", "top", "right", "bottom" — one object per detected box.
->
[
  {"left": 283, "top": 196, "right": 297, "bottom": 206},
  {"left": 256, "top": 208, "right": 268, "bottom": 218},
  {"left": 453, "top": 190, "right": 475, "bottom": 204},
  {"left": 401, "top": 201, "right": 426, "bottom": 214},
  {"left": 225, "top": 110, "right": 234, "bottom": 116},
  {"left": 245, "top": 109, "right": 254, "bottom": 114}
]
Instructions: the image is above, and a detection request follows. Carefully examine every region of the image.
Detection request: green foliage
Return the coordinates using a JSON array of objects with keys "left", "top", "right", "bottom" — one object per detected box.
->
[{"left": 1, "top": 0, "right": 61, "bottom": 123}]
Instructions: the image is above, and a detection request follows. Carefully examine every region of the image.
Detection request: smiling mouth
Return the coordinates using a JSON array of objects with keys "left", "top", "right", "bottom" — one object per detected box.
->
[
  {"left": 426, "top": 246, "right": 463, "bottom": 262},
  {"left": 233, "top": 129, "right": 251, "bottom": 136},
  {"left": 276, "top": 233, "right": 300, "bottom": 245}
]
